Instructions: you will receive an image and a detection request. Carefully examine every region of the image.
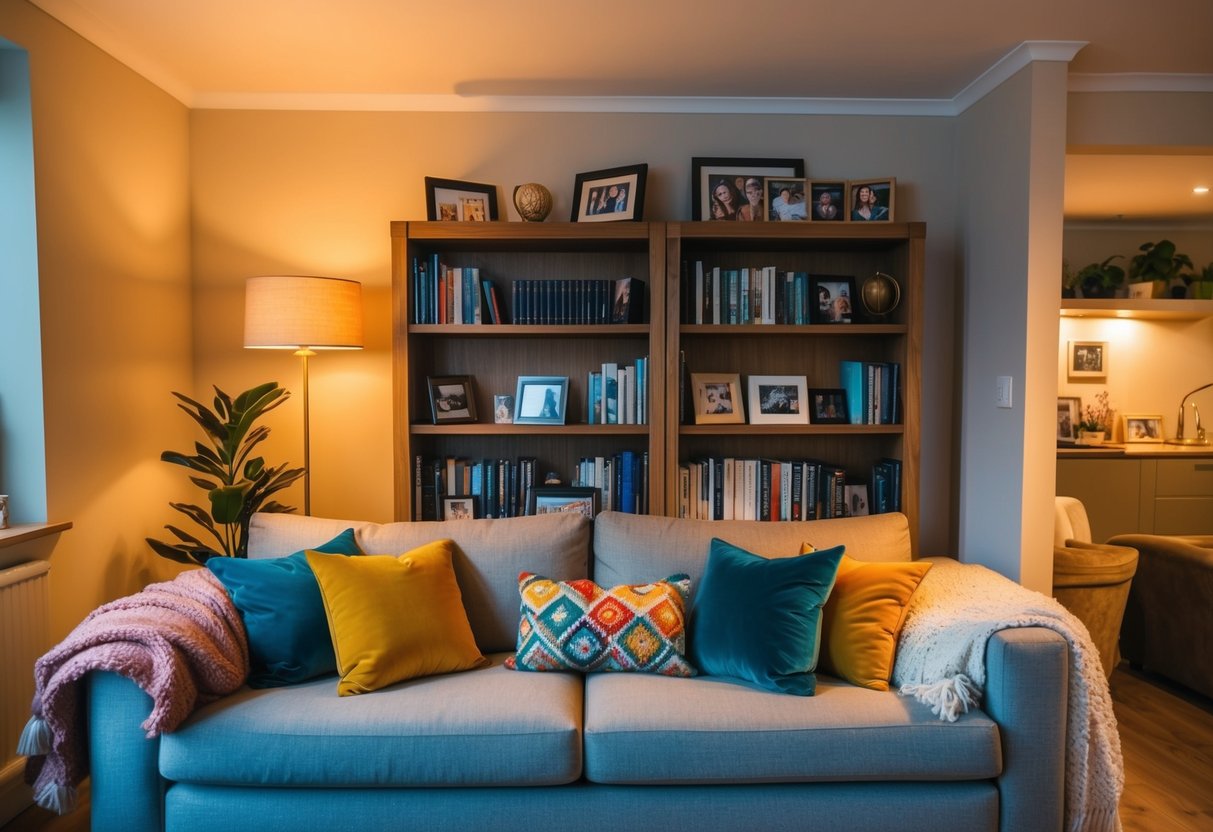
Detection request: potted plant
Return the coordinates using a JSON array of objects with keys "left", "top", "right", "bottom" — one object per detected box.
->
[
  {"left": 1077, "top": 390, "right": 1114, "bottom": 445},
  {"left": 146, "top": 382, "right": 304, "bottom": 565},
  {"left": 1188, "top": 261, "right": 1213, "bottom": 300},
  {"left": 1068, "top": 255, "right": 1124, "bottom": 299},
  {"left": 1127, "top": 239, "right": 1194, "bottom": 299}
]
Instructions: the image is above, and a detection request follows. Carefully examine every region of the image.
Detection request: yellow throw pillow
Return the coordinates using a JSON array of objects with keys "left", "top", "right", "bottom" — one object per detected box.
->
[
  {"left": 801, "top": 545, "right": 931, "bottom": 691},
  {"left": 307, "top": 540, "right": 486, "bottom": 696}
]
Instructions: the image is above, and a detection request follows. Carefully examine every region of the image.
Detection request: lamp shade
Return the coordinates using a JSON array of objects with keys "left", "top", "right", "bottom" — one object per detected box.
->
[{"left": 244, "top": 275, "right": 364, "bottom": 350}]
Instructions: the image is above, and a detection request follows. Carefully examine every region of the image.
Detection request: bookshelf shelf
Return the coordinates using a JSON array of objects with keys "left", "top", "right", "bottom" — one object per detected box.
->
[
  {"left": 679, "top": 424, "right": 906, "bottom": 436},
  {"left": 411, "top": 423, "right": 650, "bottom": 436},
  {"left": 410, "top": 324, "right": 650, "bottom": 337},
  {"left": 680, "top": 324, "right": 907, "bottom": 336}
]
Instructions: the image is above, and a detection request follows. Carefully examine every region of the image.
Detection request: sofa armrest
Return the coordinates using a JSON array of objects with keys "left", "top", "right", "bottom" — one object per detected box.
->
[
  {"left": 984, "top": 627, "right": 1067, "bottom": 832},
  {"left": 86, "top": 671, "right": 164, "bottom": 832}
]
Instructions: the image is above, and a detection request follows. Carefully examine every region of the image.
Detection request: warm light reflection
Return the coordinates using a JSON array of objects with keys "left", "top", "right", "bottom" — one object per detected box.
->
[{"left": 1195, "top": 186, "right": 1210, "bottom": 195}]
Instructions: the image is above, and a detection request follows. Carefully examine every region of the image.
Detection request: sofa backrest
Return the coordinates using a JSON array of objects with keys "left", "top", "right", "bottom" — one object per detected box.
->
[
  {"left": 593, "top": 511, "right": 913, "bottom": 599},
  {"left": 248, "top": 512, "right": 591, "bottom": 653}
]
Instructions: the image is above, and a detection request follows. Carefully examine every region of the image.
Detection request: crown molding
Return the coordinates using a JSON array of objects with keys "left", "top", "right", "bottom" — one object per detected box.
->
[
  {"left": 1069, "top": 73, "right": 1213, "bottom": 93},
  {"left": 952, "top": 40, "right": 1088, "bottom": 114}
]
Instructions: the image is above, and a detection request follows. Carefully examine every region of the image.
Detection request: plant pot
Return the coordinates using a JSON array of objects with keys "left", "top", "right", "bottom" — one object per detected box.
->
[
  {"left": 1078, "top": 430, "right": 1106, "bottom": 446},
  {"left": 1190, "top": 280, "right": 1213, "bottom": 300},
  {"left": 1079, "top": 276, "right": 1114, "bottom": 299}
]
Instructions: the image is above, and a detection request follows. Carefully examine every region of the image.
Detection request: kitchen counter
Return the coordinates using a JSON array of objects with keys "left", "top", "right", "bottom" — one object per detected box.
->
[{"left": 1058, "top": 443, "right": 1213, "bottom": 459}]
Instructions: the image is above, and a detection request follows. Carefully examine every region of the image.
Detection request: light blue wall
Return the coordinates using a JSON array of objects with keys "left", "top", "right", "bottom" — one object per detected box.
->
[{"left": 0, "top": 40, "right": 47, "bottom": 523}]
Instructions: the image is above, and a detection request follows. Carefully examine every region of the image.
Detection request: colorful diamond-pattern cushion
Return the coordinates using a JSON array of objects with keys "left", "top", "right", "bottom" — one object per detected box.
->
[{"left": 506, "top": 572, "right": 696, "bottom": 676}]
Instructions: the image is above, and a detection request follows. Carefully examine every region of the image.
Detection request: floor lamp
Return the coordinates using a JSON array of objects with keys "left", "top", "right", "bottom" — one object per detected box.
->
[{"left": 243, "top": 275, "right": 364, "bottom": 515}]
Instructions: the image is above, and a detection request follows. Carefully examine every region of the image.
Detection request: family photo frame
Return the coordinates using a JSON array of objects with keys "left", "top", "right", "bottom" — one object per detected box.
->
[
  {"left": 1123, "top": 414, "right": 1164, "bottom": 444},
  {"left": 1058, "top": 396, "right": 1082, "bottom": 442},
  {"left": 763, "top": 177, "right": 809, "bottom": 222},
  {"left": 809, "top": 180, "right": 847, "bottom": 222},
  {"left": 848, "top": 178, "right": 895, "bottom": 222},
  {"left": 691, "top": 157, "right": 805, "bottom": 221},
  {"left": 442, "top": 495, "right": 478, "bottom": 521},
  {"left": 427, "top": 375, "right": 478, "bottom": 424},
  {"left": 513, "top": 376, "right": 569, "bottom": 425},
  {"left": 424, "top": 177, "right": 499, "bottom": 222},
  {"left": 808, "top": 388, "right": 849, "bottom": 424},
  {"left": 746, "top": 375, "right": 809, "bottom": 425},
  {"left": 528, "top": 486, "right": 599, "bottom": 519},
  {"left": 572, "top": 163, "right": 647, "bottom": 222},
  {"left": 690, "top": 372, "right": 745, "bottom": 424},
  {"left": 810, "top": 275, "right": 857, "bottom": 324}
]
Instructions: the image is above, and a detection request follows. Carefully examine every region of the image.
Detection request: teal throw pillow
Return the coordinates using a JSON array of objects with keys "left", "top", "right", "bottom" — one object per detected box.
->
[
  {"left": 689, "top": 538, "right": 844, "bottom": 696},
  {"left": 208, "top": 528, "right": 362, "bottom": 688}
]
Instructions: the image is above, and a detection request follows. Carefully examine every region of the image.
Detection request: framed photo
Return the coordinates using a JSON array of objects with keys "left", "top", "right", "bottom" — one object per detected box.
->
[
  {"left": 529, "top": 486, "right": 598, "bottom": 519},
  {"left": 442, "top": 495, "right": 478, "bottom": 521},
  {"left": 809, "top": 180, "right": 847, "bottom": 222},
  {"left": 845, "top": 484, "right": 870, "bottom": 517},
  {"left": 691, "top": 157, "right": 805, "bottom": 221},
  {"left": 690, "top": 372, "right": 745, "bottom": 424},
  {"left": 1068, "top": 341, "right": 1108, "bottom": 379},
  {"left": 424, "top": 177, "right": 499, "bottom": 222},
  {"left": 808, "top": 388, "right": 850, "bottom": 424},
  {"left": 848, "top": 178, "right": 895, "bottom": 222},
  {"left": 1123, "top": 414, "right": 1164, "bottom": 444},
  {"left": 809, "top": 275, "right": 857, "bottom": 324},
  {"left": 514, "top": 376, "right": 569, "bottom": 425},
  {"left": 1058, "top": 396, "right": 1082, "bottom": 442},
  {"left": 611, "top": 276, "right": 644, "bottom": 323},
  {"left": 572, "top": 163, "right": 647, "bottom": 222},
  {"left": 747, "top": 375, "right": 809, "bottom": 425},
  {"left": 764, "top": 177, "right": 808, "bottom": 222},
  {"left": 493, "top": 394, "right": 514, "bottom": 424},
  {"left": 427, "top": 375, "right": 478, "bottom": 424}
]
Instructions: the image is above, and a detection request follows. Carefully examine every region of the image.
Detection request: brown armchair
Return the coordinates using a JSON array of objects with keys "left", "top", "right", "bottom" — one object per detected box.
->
[
  {"left": 1108, "top": 533, "right": 1213, "bottom": 699},
  {"left": 1053, "top": 497, "right": 1139, "bottom": 679}
]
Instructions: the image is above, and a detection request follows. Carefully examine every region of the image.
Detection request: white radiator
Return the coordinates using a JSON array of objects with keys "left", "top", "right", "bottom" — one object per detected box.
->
[{"left": 0, "top": 561, "right": 51, "bottom": 804}]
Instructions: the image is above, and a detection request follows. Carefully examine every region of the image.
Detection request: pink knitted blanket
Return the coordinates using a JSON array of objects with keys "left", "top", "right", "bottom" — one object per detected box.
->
[{"left": 19, "top": 569, "right": 248, "bottom": 814}]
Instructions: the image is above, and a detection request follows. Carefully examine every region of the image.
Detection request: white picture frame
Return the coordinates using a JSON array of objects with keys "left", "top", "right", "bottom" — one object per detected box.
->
[{"left": 746, "top": 375, "right": 809, "bottom": 425}]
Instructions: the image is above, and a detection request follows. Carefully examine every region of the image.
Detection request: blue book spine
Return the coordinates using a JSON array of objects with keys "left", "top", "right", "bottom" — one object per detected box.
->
[{"left": 839, "top": 360, "right": 865, "bottom": 425}]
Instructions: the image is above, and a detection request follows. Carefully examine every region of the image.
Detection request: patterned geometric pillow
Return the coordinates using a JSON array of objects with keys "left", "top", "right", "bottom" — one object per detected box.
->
[{"left": 505, "top": 572, "right": 696, "bottom": 676}]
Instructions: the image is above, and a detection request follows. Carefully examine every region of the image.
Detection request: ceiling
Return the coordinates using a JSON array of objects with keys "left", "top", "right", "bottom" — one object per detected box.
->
[{"left": 27, "top": 0, "right": 1213, "bottom": 220}]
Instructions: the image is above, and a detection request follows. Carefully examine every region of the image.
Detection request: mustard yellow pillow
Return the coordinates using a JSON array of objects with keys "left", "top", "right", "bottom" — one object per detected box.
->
[
  {"left": 307, "top": 540, "right": 486, "bottom": 696},
  {"left": 801, "top": 545, "right": 931, "bottom": 691}
]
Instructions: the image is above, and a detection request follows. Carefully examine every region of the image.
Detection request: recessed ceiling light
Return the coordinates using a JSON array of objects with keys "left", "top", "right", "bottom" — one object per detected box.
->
[{"left": 1195, "top": 186, "right": 1210, "bottom": 195}]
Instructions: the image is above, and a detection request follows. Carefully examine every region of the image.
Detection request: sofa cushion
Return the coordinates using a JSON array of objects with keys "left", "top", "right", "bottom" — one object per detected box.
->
[
  {"left": 307, "top": 541, "right": 487, "bottom": 695},
  {"left": 506, "top": 573, "right": 694, "bottom": 676},
  {"left": 583, "top": 672, "right": 1001, "bottom": 784},
  {"left": 249, "top": 512, "right": 591, "bottom": 653},
  {"left": 689, "top": 539, "right": 843, "bottom": 695},
  {"left": 159, "top": 653, "right": 582, "bottom": 787},
  {"left": 206, "top": 528, "right": 362, "bottom": 688},
  {"left": 592, "top": 511, "right": 911, "bottom": 592}
]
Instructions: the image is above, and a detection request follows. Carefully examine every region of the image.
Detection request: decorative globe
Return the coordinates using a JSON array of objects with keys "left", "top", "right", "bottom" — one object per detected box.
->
[
  {"left": 513, "top": 183, "right": 553, "bottom": 222},
  {"left": 860, "top": 272, "right": 901, "bottom": 317}
]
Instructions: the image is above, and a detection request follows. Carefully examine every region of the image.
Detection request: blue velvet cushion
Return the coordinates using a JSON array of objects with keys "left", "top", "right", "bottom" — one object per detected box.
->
[
  {"left": 688, "top": 538, "right": 844, "bottom": 696},
  {"left": 207, "top": 528, "right": 362, "bottom": 688}
]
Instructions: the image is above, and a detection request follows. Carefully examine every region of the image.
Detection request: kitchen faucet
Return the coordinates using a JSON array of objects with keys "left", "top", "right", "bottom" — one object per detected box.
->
[{"left": 1167, "top": 382, "right": 1213, "bottom": 445}]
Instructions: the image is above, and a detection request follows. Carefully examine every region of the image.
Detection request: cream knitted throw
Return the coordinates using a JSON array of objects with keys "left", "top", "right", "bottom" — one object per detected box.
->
[{"left": 891, "top": 557, "right": 1123, "bottom": 832}]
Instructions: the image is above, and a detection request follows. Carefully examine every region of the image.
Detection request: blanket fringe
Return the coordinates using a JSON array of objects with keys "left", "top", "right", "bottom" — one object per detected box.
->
[
  {"left": 1068, "top": 805, "right": 1123, "bottom": 832},
  {"left": 16, "top": 716, "right": 51, "bottom": 757},
  {"left": 900, "top": 674, "right": 978, "bottom": 722},
  {"left": 34, "top": 782, "right": 76, "bottom": 815}
]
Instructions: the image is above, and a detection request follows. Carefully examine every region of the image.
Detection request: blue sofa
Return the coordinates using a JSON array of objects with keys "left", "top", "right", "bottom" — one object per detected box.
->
[{"left": 86, "top": 510, "right": 1067, "bottom": 832}]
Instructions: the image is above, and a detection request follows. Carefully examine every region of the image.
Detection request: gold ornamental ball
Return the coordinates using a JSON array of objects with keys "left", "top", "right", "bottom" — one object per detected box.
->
[
  {"left": 860, "top": 272, "right": 901, "bottom": 317},
  {"left": 513, "top": 183, "right": 553, "bottom": 222}
]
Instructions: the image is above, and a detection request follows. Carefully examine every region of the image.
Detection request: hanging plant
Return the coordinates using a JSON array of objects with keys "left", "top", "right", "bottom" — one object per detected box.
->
[{"left": 147, "top": 382, "right": 304, "bottom": 565}]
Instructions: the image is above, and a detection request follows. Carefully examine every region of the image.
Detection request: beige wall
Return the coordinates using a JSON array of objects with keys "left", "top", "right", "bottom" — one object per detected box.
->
[{"left": 0, "top": 2, "right": 194, "bottom": 640}]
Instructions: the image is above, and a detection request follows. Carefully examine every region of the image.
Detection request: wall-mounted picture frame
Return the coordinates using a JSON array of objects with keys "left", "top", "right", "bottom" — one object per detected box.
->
[
  {"left": 1123, "top": 414, "right": 1165, "bottom": 443},
  {"left": 1058, "top": 396, "right": 1082, "bottom": 442},
  {"left": 690, "top": 372, "right": 745, "bottom": 424},
  {"left": 747, "top": 375, "right": 809, "bottom": 425},
  {"left": 691, "top": 157, "right": 805, "bottom": 221},
  {"left": 493, "top": 394, "right": 514, "bottom": 424},
  {"left": 528, "top": 485, "right": 599, "bottom": 519},
  {"left": 424, "top": 177, "right": 499, "bottom": 222},
  {"left": 809, "top": 180, "right": 847, "bottom": 222},
  {"left": 442, "top": 495, "right": 478, "bottom": 521},
  {"left": 571, "top": 163, "right": 647, "bottom": 222},
  {"left": 1068, "top": 341, "right": 1108, "bottom": 380},
  {"left": 514, "top": 376, "right": 569, "bottom": 425},
  {"left": 764, "top": 177, "right": 808, "bottom": 222},
  {"left": 808, "top": 388, "right": 850, "bottom": 424},
  {"left": 848, "top": 178, "right": 895, "bottom": 222},
  {"left": 809, "top": 275, "right": 857, "bottom": 324},
  {"left": 427, "top": 375, "right": 478, "bottom": 424}
]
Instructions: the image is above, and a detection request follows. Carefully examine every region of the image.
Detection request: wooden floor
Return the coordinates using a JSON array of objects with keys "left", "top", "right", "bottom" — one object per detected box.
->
[{"left": 4, "top": 665, "right": 1212, "bottom": 831}]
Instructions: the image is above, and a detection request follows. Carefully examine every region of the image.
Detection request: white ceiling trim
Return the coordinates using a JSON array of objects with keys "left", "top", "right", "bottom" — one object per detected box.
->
[
  {"left": 1068, "top": 73, "right": 1213, "bottom": 93},
  {"left": 952, "top": 40, "right": 1087, "bottom": 114}
]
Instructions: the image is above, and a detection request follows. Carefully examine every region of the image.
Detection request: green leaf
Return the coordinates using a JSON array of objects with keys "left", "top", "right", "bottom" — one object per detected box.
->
[{"left": 209, "top": 484, "right": 250, "bottom": 525}]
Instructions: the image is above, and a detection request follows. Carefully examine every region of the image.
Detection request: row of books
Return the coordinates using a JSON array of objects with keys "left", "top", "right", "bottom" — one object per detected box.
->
[
  {"left": 677, "top": 456, "right": 902, "bottom": 521},
  {"left": 682, "top": 263, "right": 825, "bottom": 325},
  {"left": 572, "top": 450, "right": 650, "bottom": 514},
  {"left": 838, "top": 360, "right": 901, "bottom": 424},
  {"left": 415, "top": 455, "right": 540, "bottom": 520},
  {"left": 587, "top": 357, "right": 649, "bottom": 425},
  {"left": 409, "top": 254, "right": 646, "bottom": 326}
]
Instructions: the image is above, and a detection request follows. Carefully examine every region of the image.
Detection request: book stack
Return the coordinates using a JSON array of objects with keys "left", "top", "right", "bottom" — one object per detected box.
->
[
  {"left": 573, "top": 450, "right": 649, "bottom": 514},
  {"left": 838, "top": 360, "right": 901, "bottom": 424},
  {"left": 869, "top": 458, "right": 902, "bottom": 514},
  {"left": 682, "top": 262, "right": 814, "bottom": 325},
  {"left": 586, "top": 357, "right": 649, "bottom": 425},
  {"left": 414, "top": 455, "right": 539, "bottom": 520}
]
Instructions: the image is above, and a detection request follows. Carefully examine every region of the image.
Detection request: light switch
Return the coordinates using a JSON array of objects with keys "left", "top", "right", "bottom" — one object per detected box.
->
[{"left": 996, "top": 376, "right": 1013, "bottom": 409}]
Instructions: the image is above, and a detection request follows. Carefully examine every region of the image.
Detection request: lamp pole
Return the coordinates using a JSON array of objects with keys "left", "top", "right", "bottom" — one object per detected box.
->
[{"left": 297, "top": 347, "right": 316, "bottom": 515}]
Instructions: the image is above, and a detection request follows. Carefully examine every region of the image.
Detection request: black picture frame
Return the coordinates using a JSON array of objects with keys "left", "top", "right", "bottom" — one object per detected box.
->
[
  {"left": 424, "top": 177, "right": 499, "bottom": 222},
  {"left": 691, "top": 157, "right": 804, "bottom": 221},
  {"left": 809, "top": 180, "right": 847, "bottom": 222},
  {"left": 528, "top": 485, "right": 599, "bottom": 519},
  {"left": 808, "top": 388, "right": 850, "bottom": 425},
  {"left": 513, "top": 376, "right": 569, "bottom": 425},
  {"left": 809, "top": 275, "right": 857, "bottom": 324},
  {"left": 442, "top": 494, "right": 478, "bottom": 521},
  {"left": 427, "top": 375, "right": 478, "bottom": 424},
  {"left": 571, "top": 163, "right": 647, "bottom": 222}
]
